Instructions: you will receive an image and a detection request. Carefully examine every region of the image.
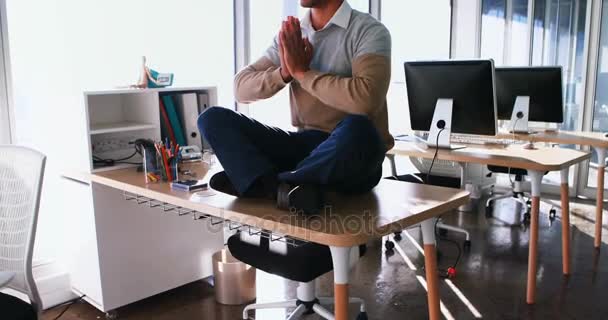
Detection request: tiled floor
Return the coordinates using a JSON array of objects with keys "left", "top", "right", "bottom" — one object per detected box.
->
[{"left": 43, "top": 194, "right": 608, "bottom": 320}]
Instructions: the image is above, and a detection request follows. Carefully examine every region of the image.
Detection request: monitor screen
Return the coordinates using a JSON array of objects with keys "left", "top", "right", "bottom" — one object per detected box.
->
[
  {"left": 404, "top": 60, "right": 497, "bottom": 136},
  {"left": 495, "top": 67, "right": 563, "bottom": 123}
]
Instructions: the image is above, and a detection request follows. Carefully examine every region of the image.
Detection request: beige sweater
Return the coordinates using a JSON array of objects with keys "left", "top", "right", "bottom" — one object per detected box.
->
[{"left": 234, "top": 53, "right": 394, "bottom": 150}]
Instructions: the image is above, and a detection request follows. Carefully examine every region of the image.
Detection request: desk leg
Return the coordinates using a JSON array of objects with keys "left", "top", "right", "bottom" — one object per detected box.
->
[
  {"left": 330, "top": 246, "right": 352, "bottom": 320},
  {"left": 527, "top": 170, "right": 543, "bottom": 305},
  {"left": 595, "top": 147, "right": 606, "bottom": 249},
  {"left": 560, "top": 168, "right": 571, "bottom": 275},
  {"left": 421, "top": 218, "right": 441, "bottom": 320}
]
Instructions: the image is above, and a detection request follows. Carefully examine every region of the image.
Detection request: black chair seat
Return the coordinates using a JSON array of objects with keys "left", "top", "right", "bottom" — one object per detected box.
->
[
  {"left": 0, "top": 293, "right": 36, "bottom": 320},
  {"left": 386, "top": 173, "right": 461, "bottom": 189},
  {"left": 228, "top": 233, "right": 366, "bottom": 283},
  {"left": 487, "top": 165, "right": 528, "bottom": 176}
]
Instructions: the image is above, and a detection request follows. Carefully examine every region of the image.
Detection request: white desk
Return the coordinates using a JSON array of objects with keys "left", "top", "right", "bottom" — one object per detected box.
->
[
  {"left": 85, "top": 163, "right": 469, "bottom": 320},
  {"left": 498, "top": 130, "right": 608, "bottom": 249},
  {"left": 389, "top": 141, "right": 590, "bottom": 304}
]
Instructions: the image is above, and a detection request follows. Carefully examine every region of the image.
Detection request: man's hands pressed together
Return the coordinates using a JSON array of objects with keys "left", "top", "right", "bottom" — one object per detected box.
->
[{"left": 279, "top": 16, "right": 314, "bottom": 82}]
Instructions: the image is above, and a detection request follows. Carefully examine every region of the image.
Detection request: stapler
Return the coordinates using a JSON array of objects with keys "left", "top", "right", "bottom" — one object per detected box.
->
[{"left": 180, "top": 145, "right": 203, "bottom": 161}]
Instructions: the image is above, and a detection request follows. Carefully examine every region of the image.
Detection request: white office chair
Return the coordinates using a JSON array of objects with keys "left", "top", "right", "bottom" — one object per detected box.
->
[
  {"left": 0, "top": 145, "right": 46, "bottom": 319},
  {"left": 485, "top": 165, "right": 557, "bottom": 223}
]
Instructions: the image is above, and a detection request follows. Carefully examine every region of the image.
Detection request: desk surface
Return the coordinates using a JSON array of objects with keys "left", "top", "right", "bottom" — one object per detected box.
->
[
  {"left": 389, "top": 141, "right": 590, "bottom": 172},
  {"left": 88, "top": 164, "right": 469, "bottom": 247},
  {"left": 497, "top": 130, "right": 608, "bottom": 148}
]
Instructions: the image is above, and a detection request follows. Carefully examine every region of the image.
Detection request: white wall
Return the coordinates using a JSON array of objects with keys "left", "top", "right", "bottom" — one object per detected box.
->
[{"left": 5, "top": 0, "right": 234, "bottom": 275}]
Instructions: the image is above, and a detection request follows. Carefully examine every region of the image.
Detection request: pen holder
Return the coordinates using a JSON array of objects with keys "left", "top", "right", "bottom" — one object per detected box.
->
[
  {"left": 147, "top": 140, "right": 181, "bottom": 183},
  {"left": 156, "top": 148, "right": 180, "bottom": 183}
]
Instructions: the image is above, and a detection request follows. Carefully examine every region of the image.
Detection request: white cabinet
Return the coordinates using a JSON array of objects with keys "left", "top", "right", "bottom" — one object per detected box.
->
[{"left": 63, "top": 87, "right": 224, "bottom": 312}]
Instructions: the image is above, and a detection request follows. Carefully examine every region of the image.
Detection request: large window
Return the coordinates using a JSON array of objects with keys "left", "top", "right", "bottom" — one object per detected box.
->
[
  {"left": 587, "top": 0, "right": 608, "bottom": 190},
  {"left": 532, "top": 0, "right": 588, "bottom": 132},
  {"left": 382, "top": 0, "right": 452, "bottom": 134},
  {"left": 481, "top": 0, "right": 588, "bottom": 132},
  {"left": 481, "top": 0, "right": 507, "bottom": 65},
  {"left": 481, "top": 0, "right": 530, "bottom": 66}
]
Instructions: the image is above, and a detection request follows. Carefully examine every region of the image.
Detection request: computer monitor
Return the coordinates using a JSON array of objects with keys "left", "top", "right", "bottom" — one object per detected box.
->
[
  {"left": 495, "top": 67, "right": 563, "bottom": 132},
  {"left": 404, "top": 59, "right": 497, "bottom": 148}
]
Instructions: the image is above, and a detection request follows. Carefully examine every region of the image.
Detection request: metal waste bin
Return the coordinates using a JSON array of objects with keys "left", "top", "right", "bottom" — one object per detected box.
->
[{"left": 212, "top": 249, "right": 256, "bottom": 305}]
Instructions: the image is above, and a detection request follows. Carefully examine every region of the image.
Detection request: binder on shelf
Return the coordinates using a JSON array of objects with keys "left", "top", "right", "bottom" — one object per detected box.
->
[
  {"left": 159, "top": 99, "right": 177, "bottom": 146},
  {"left": 197, "top": 93, "right": 211, "bottom": 149},
  {"left": 161, "top": 95, "right": 187, "bottom": 146},
  {"left": 174, "top": 93, "right": 203, "bottom": 150}
]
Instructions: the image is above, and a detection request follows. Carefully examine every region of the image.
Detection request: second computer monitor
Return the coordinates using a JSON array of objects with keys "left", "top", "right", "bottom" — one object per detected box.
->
[
  {"left": 495, "top": 66, "right": 563, "bottom": 123},
  {"left": 404, "top": 59, "right": 497, "bottom": 136}
]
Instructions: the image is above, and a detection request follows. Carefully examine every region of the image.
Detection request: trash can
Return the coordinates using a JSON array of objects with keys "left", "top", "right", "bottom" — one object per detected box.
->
[{"left": 212, "top": 249, "right": 256, "bottom": 305}]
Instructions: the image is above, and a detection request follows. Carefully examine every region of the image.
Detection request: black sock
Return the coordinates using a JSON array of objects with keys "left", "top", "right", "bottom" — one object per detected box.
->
[{"left": 244, "top": 171, "right": 279, "bottom": 199}]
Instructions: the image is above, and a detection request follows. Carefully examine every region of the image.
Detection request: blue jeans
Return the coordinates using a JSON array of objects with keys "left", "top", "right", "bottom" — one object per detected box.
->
[{"left": 198, "top": 107, "right": 386, "bottom": 196}]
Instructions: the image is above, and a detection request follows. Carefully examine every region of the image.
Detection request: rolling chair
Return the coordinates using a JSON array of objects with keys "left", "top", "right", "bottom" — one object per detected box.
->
[
  {"left": 228, "top": 232, "right": 368, "bottom": 320},
  {"left": 485, "top": 165, "right": 556, "bottom": 223},
  {"left": 0, "top": 146, "right": 46, "bottom": 320}
]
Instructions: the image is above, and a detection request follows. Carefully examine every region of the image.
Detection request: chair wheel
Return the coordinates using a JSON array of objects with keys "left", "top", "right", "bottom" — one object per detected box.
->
[
  {"left": 356, "top": 312, "right": 369, "bottom": 320},
  {"left": 463, "top": 240, "right": 471, "bottom": 251},
  {"left": 549, "top": 209, "right": 557, "bottom": 220},
  {"left": 393, "top": 232, "right": 402, "bottom": 242},
  {"left": 385, "top": 240, "right": 395, "bottom": 251},
  {"left": 526, "top": 199, "right": 532, "bottom": 206}
]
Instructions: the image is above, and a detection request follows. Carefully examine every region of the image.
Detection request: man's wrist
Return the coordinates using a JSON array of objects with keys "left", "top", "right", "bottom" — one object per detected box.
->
[
  {"left": 279, "top": 67, "right": 293, "bottom": 83},
  {"left": 292, "top": 68, "right": 309, "bottom": 81}
]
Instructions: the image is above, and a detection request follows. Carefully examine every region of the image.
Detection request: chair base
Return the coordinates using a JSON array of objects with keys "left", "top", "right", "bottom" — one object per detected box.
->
[
  {"left": 242, "top": 282, "right": 367, "bottom": 320},
  {"left": 486, "top": 190, "right": 558, "bottom": 222}
]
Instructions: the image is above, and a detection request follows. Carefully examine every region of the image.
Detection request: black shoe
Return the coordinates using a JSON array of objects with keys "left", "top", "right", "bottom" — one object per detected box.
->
[
  {"left": 209, "top": 171, "right": 239, "bottom": 196},
  {"left": 276, "top": 183, "right": 323, "bottom": 215}
]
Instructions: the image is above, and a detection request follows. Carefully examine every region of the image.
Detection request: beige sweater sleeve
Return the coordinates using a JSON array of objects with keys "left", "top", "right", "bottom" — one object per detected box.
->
[
  {"left": 234, "top": 56, "right": 288, "bottom": 104},
  {"left": 296, "top": 54, "right": 391, "bottom": 116}
]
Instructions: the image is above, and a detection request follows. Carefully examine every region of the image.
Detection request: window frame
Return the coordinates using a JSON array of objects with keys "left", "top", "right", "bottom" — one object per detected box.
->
[{"left": 0, "top": 0, "right": 13, "bottom": 144}]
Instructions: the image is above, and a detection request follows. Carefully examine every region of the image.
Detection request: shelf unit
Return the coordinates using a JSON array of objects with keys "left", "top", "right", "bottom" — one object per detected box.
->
[
  {"left": 63, "top": 86, "right": 223, "bottom": 313},
  {"left": 84, "top": 87, "right": 217, "bottom": 173}
]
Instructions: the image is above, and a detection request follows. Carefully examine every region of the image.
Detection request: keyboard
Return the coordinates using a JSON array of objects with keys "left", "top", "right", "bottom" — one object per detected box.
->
[
  {"left": 450, "top": 135, "right": 511, "bottom": 146},
  {"left": 411, "top": 133, "right": 512, "bottom": 146}
]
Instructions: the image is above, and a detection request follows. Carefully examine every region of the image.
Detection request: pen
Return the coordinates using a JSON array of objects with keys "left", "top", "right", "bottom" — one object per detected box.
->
[{"left": 161, "top": 146, "right": 171, "bottom": 181}]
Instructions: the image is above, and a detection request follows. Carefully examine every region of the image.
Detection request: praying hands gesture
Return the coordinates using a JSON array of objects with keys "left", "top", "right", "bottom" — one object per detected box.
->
[{"left": 279, "top": 16, "right": 314, "bottom": 82}]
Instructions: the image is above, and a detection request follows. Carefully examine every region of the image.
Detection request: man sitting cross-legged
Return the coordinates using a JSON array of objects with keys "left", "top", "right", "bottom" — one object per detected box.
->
[{"left": 198, "top": 0, "right": 393, "bottom": 214}]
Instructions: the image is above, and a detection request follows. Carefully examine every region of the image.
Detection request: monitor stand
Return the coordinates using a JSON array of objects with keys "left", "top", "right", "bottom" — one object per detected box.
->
[
  {"left": 507, "top": 96, "right": 538, "bottom": 149},
  {"left": 508, "top": 96, "right": 535, "bottom": 134},
  {"left": 426, "top": 99, "right": 466, "bottom": 150}
]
